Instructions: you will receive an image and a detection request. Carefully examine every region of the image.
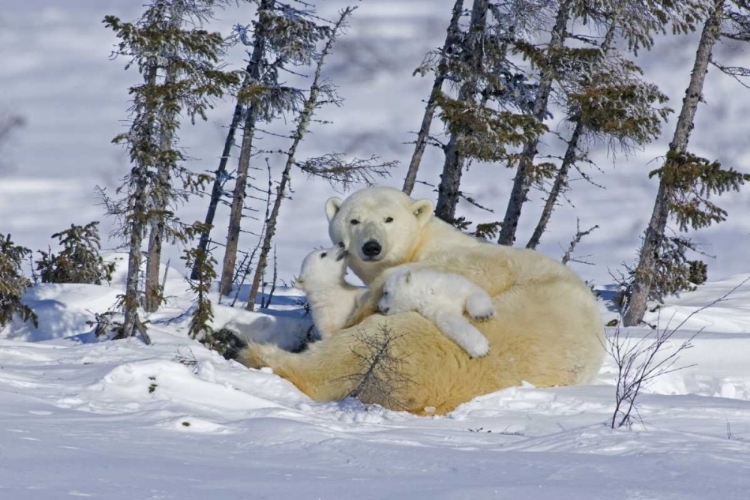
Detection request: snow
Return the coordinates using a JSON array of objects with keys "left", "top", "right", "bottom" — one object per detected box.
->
[
  {"left": 3, "top": 0, "right": 750, "bottom": 497},
  {"left": 2, "top": 265, "right": 750, "bottom": 498}
]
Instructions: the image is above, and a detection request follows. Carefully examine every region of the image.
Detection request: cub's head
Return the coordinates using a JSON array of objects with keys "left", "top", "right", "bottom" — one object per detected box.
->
[
  {"left": 325, "top": 187, "right": 433, "bottom": 277},
  {"left": 377, "top": 268, "right": 416, "bottom": 316},
  {"left": 294, "top": 244, "right": 347, "bottom": 291}
]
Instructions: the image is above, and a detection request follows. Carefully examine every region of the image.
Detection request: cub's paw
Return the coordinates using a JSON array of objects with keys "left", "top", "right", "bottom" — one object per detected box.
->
[
  {"left": 466, "top": 293, "right": 496, "bottom": 322},
  {"left": 463, "top": 334, "right": 490, "bottom": 359}
]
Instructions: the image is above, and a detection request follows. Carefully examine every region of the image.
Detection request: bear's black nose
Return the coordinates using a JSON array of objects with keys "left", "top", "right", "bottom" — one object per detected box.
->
[{"left": 362, "top": 240, "right": 382, "bottom": 257}]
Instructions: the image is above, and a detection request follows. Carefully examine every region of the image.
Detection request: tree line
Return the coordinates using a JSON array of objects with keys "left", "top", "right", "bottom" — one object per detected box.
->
[{"left": 2, "top": 0, "right": 750, "bottom": 346}]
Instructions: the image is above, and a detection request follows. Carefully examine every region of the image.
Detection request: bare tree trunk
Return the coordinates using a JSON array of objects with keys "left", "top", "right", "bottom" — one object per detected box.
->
[
  {"left": 434, "top": 0, "right": 489, "bottom": 222},
  {"left": 622, "top": 0, "right": 723, "bottom": 326},
  {"left": 190, "top": 101, "right": 243, "bottom": 280},
  {"left": 497, "top": 0, "right": 571, "bottom": 245},
  {"left": 218, "top": 0, "right": 274, "bottom": 297},
  {"left": 246, "top": 8, "right": 352, "bottom": 311},
  {"left": 144, "top": 184, "right": 167, "bottom": 312},
  {"left": 526, "top": 118, "right": 584, "bottom": 249},
  {"left": 219, "top": 111, "right": 258, "bottom": 296},
  {"left": 402, "top": 0, "right": 464, "bottom": 195},
  {"left": 119, "top": 199, "right": 148, "bottom": 341}
]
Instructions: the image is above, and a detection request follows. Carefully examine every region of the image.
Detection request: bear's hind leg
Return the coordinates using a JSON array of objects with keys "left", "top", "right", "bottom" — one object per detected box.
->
[{"left": 238, "top": 341, "right": 358, "bottom": 402}]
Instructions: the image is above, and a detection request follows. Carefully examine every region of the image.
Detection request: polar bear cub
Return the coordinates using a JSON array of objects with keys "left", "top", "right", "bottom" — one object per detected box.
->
[
  {"left": 377, "top": 268, "right": 495, "bottom": 358},
  {"left": 295, "top": 245, "right": 366, "bottom": 339}
]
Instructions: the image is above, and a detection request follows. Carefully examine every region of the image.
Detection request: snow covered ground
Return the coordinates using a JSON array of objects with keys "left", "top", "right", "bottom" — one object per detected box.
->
[{"left": 1, "top": 264, "right": 750, "bottom": 499}]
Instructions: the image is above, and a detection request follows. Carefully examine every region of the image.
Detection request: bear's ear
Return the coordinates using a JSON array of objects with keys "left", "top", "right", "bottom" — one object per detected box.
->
[
  {"left": 325, "top": 197, "right": 343, "bottom": 222},
  {"left": 293, "top": 277, "right": 305, "bottom": 290},
  {"left": 411, "top": 199, "right": 434, "bottom": 227}
]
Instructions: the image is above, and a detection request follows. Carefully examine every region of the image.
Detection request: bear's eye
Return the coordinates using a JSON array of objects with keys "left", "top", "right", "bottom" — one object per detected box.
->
[
  {"left": 320, "top": 252, "right": 327, "bottom": 259},
  {"left": 350, "top": 219, "right": 360, "bottom": 225},
  {"left": 385, "top": 217, "right": 394, "bottom": 223}
]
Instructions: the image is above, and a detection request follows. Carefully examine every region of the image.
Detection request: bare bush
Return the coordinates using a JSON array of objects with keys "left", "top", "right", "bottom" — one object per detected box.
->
[
  {"left": 343, "top": 325, "right": 414, "bottom": 411},
  {"left": 609, "top": 276, "right": 750, "bottom": 429}
]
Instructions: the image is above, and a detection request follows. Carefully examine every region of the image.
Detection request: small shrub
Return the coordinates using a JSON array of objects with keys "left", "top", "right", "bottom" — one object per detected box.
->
[
  {"left": 203, "top": 327, "right": 246, "bottom": 360},
  {"left": 0, "top": 234, "right": 37, "bottom": 328},
  {"left": 616, "top": 237, "right": 707, "bottom": 309},
  {"left": 36, "top": 222, "right": 115, "bottom": 285}
]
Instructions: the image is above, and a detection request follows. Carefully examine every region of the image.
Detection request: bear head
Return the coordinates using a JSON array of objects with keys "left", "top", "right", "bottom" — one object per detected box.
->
[
  {"left": 294, "top": 244, "right": 347, "bottom": 292},
  {"left": 325, "top": 187, "right": 433, "bottom": 283},
  {"left": 377, "top": 267, "right": 416, "bottom": 316}
]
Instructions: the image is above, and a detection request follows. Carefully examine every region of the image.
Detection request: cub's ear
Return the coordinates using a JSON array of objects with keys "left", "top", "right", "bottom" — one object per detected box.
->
[
  {"left": 402, "top": 270, "right": 412, "bottom": 284},
  {"left": 293, "top": 278, "right": 305, "bottom": 290},
  {"left": 411, "top": 199, "right": 434, "bottom": 227},
  {"left": 325, "top": 197, "right": 343, "bottom": 222}
]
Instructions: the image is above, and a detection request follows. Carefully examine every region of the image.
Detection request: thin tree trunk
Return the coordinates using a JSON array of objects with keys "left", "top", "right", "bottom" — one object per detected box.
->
[
  {"left": 525, "top": 14, "right": 620, "bottom": 250},
  {"left": 434, "top": 0, "right": 489, "bottom": 222},
  {"left": 402, "top": 0, "right": 464, "bottom": 195},
  {"left": 246, "top": 9, "right": 352, "bottom": 311},
  {"left": 497, "top": 0, "right": 571, "bottom": 245},
  {"left": 526, "top": 118, "right": 584, "bottom": 249},
  {"left": 218, "top": 0, "right": 274, "bottom": 297},
  {"left": 190, "top": 100, "right": 243, "bottom": 280},
  {"left": 144, "top": 62, "right": 178, "bottom": 313},
  {"left": 117, "top": 64, "right": 158, "bottom": 343},
  {"left": 144, "top": 7, "right": 182, "bottom": 313},
  {"left": 143, "top": 164, "right": 168, "bottom": 312},
  {"left": 219, "top": 110, "right": 259, "bottom": 296},
  {"left": 622, "top": 0, "right": 723, "bottom": 326},
  {"left": 119, "top": 194, "right": 149, "bottom": 342}
]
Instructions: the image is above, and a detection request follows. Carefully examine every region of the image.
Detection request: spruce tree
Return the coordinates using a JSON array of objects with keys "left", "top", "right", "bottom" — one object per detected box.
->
[
  {"left": 245, "top": 8, "right": 355, "bottom": 311},
  {"left": 103, "top": 0, "right": 239, "bottom": 341},
  {"left": 212, "top": 3, "right": 392, "bottom": 300},
  {"left": 622, "top": 0, "right": 750, "bottom": 326},
  {"left": 495, "top": 0, "right": 574, "bottom": 243},
  {"left": 216, "top": 0, "right": 328, "bottom": 296},
  {"left": 182, "top": 245, "right": 216, "bottom": 344},
  {"left": 432, "top": 0, "right": 548, "bottom": 223},
  {"left": 402, "top": 0, "right": 464, "bottom": 195},
  {"left": 35, "top": 222, "right": 116, "bottom": 285},
  {"left": 0, "top": 234, "right": 37, "bottom": 329},
  {"left": 525, "top": 0, "right": 704, "bottom": 249}
]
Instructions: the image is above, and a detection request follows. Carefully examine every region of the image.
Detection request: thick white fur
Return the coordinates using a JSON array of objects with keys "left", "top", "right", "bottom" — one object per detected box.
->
[
  {"left": 295, "top": 246, "right": 366, "bottom": 339},
  {"left": 239, "top": 187, "right": 606, "bottom": 415},
  {"left": 378, "top": 268, "right": 494, "bottom": 358}
]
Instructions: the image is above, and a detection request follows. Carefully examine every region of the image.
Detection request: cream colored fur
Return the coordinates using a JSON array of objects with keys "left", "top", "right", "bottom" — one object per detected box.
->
[
  {"left": 239, "top": 187, "right": 605, "bottom": 415},
  {"left": 295, "top": 246, "right": 365, "bottom": 339}
]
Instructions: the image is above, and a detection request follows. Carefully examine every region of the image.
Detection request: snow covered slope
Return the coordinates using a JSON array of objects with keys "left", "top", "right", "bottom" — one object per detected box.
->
[{"left": 1, "top": 274, "right": 750, "bottom": 499}]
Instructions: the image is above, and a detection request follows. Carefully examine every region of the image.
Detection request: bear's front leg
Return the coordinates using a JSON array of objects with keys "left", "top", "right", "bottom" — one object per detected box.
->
[
  {"left": 465, "top": 291, "right": 496, "bottom": 322},
  {"left": 433, "top": 315, "right": 490, "bottom": 358}
]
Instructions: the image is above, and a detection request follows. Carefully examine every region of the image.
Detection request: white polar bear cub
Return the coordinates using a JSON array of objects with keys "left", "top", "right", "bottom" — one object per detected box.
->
[
  {"left": 295, "top": 245, "right": 366, "bottom": 339},
  {"left": 378, "top": 267, "right": 495, "bottom": 358}
]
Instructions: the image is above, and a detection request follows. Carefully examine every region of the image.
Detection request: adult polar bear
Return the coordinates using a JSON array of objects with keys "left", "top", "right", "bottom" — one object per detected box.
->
[{"left": 239, "top": 187, "right": 605, "bottom": 415}]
